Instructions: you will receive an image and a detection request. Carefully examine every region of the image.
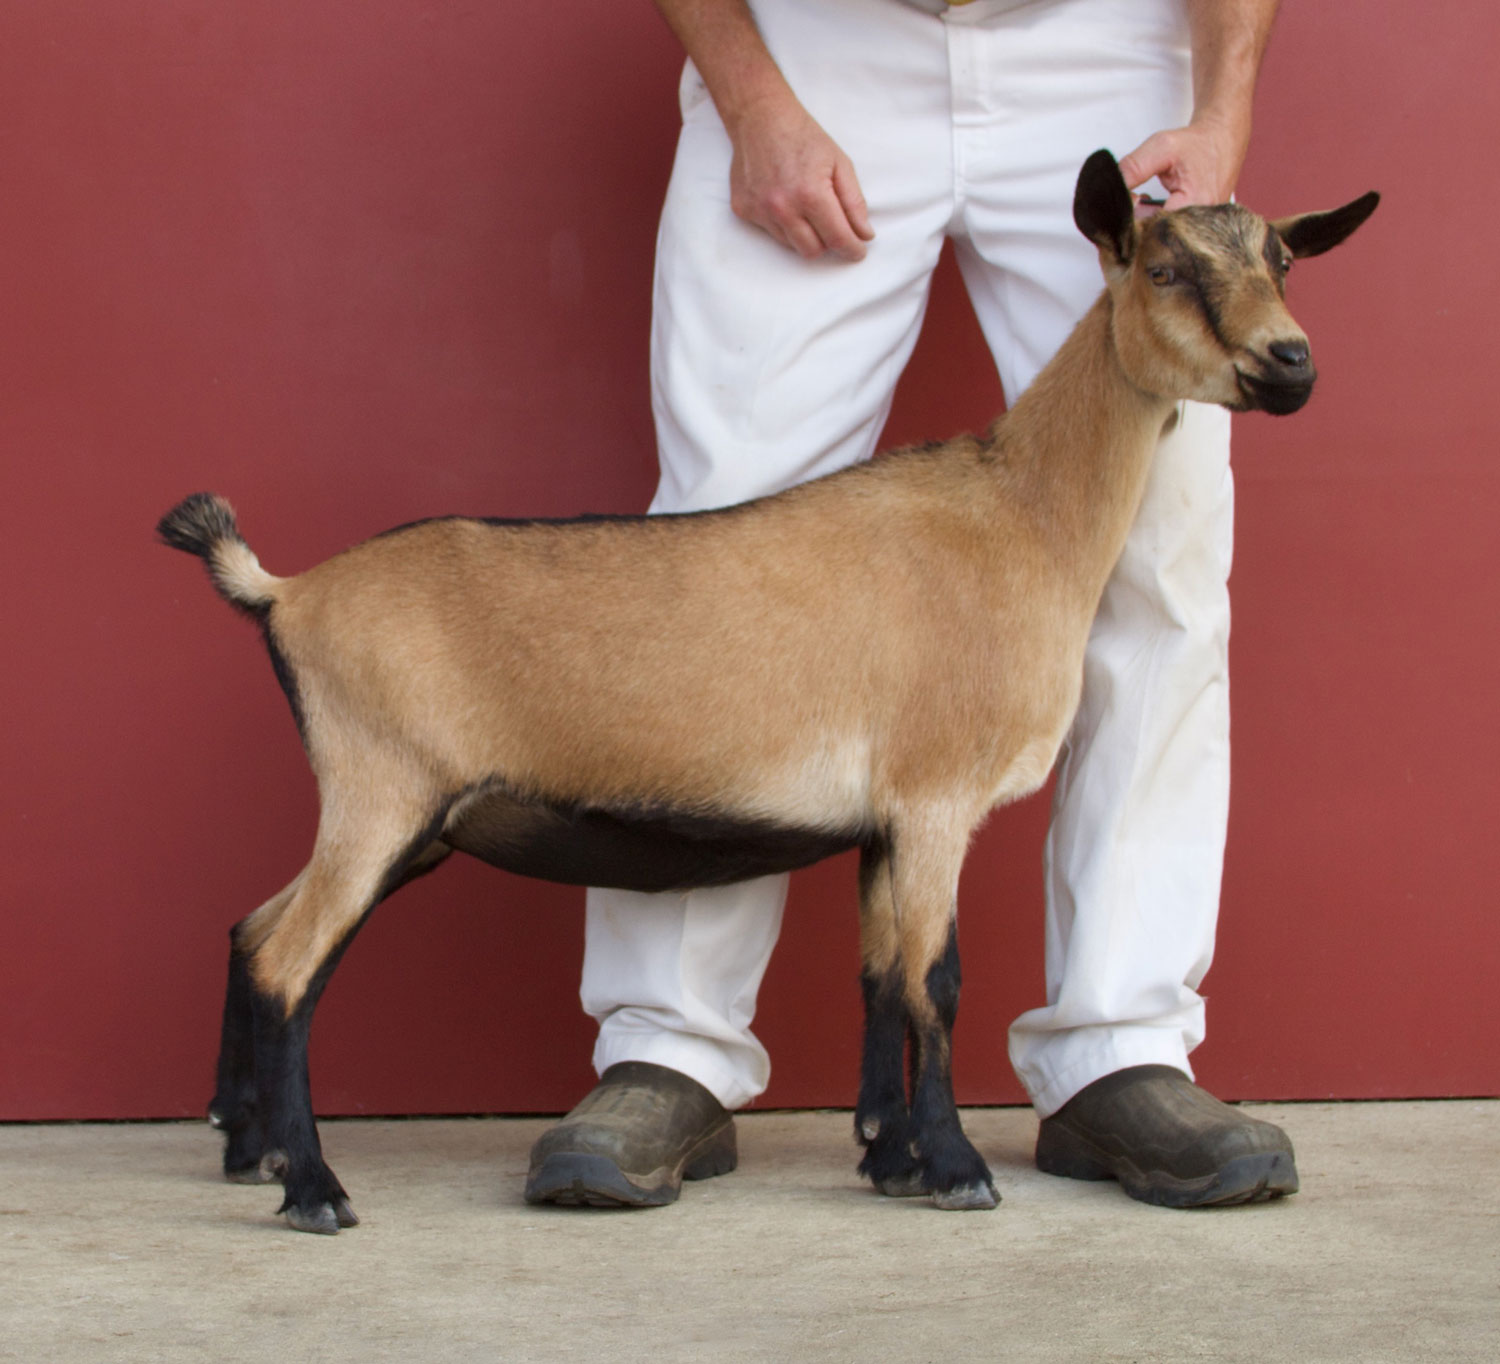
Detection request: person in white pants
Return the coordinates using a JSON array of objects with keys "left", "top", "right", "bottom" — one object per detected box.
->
[{"left": 525, "top": 0, "right": 1300, "bottom": 1210}]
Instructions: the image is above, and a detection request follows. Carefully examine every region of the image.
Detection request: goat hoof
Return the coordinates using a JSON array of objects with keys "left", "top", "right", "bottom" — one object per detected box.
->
[
  {"left": 257, "top": 1149, "right": 289, "bottom": 1182},
  {"left": 224, "top": 1162, "right": 275, "bottom": 1185},
  {"left": 874, "top": 1171, "right": 927, "bottom": 1198},
  {"left": 931, "top": 1181, "right": 999, "bottom": 1211},
  {"left": 285, "top": 1202, "right": 341, "bottom": 1235},
  {"left": 284, "top": 1197, "right": 358, "bottom": 1235}
]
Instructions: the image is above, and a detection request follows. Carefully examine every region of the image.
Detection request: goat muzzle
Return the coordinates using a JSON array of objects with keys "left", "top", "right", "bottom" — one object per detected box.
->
[{"left": 1237, "top": 345, "right": 1316, "bottom": 415}]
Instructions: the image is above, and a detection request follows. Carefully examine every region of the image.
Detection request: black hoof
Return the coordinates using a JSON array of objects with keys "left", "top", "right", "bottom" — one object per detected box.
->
[
  {"left": 284, "top": 1196, "right": 359, "bottom": 1235},
  {"left": 857, "top": 1105, "right": 926, "bottom": 1198},
  {"left": 213, "top": 1115, "right": 268, "bottom": 1183},
  {"left": 859, "top": 1143, "right": 925, "bottom": 1199},
  {"left": 224, "top": 1162, "right": 276, "bottom": 1186},
  {"left": 931, "top": 1180, "right": 999, "bottom": 1211},
  {"left": 873, "top": 1170, "right": 927, "bottom": 1198}
]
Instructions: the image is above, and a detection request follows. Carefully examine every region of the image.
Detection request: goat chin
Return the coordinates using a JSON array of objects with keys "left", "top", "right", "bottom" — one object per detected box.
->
[{"left": 1236, "top": 371, "right": 1316, "bottom": 415}]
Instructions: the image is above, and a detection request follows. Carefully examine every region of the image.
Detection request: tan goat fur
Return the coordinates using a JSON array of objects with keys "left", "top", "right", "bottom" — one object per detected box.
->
[{"left": 160, "top": 152, "right": 1377, "bottom": 1230}]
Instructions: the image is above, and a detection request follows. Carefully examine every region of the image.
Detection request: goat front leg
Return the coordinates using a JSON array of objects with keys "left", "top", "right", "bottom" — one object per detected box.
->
[
  {"left": 888, "top": 809, "right": 997, "bottom": 1210},
  {"left": 855, "top": 836, "right": 923, "bottom": 1196},
  {"left": 905, "top": 923, "right": 995, "bottom": 1208}
]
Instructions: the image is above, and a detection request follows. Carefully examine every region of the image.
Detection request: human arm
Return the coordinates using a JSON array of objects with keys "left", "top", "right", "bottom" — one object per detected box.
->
[
  {"left": 652, "top": 0, "right": 874, "bottom": 260},
  {"left": 1118, "top": 0, "right": 1281, "bottom": 209}
]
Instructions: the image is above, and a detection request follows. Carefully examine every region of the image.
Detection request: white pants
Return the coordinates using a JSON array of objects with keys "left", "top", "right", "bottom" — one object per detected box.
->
[{"left": 582, "top": 0, "right": 1233, "bottom": 1118}]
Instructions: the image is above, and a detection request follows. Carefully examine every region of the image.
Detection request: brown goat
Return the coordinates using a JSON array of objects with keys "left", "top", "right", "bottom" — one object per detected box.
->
[{"left": 159, "top": 152, "right": 1377, "bottom": 1233}]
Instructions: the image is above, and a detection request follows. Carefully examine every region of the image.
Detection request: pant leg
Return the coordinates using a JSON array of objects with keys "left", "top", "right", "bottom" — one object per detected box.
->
[
  {"left": 1017, "top": 403, "right": 1233, "bottom": 1118},
  {"left": 583, "top": 0, "right": 957, "bottom": 1110},
  {"left": 937, "top": 0, "right": 1234, "bottom": 1117}
]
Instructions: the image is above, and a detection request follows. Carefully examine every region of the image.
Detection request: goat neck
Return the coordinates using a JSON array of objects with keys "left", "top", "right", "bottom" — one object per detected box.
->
[{"left": 977, "top": 290, "right": 1176, "bottom": 606}]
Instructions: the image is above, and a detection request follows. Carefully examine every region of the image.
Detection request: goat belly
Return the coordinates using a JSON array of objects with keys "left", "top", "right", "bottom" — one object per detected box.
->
[{"left": 441, "top": 787, "right": 866, "bottom": 893}]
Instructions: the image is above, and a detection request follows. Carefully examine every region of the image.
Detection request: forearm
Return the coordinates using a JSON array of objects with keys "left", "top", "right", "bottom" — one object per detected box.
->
[
  {"left": 1185, "top": 0, "right": 1281, "bottom": 153},
  {"left": 652, "top": 0, "right": 797, "bottom": 133},
  {"left": 651, "top": 0, "right": 873, "bottom": 260},
  {"left": 1120, "top": 0, "right": 1280, "bottom": 205}
]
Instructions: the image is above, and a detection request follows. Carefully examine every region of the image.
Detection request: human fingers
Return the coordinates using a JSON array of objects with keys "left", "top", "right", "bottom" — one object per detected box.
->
[
  {"left": 738, "top": 165, "right": 868, "bottom": 261},
  {"left": 1118, "top": 131, "right": 1177, "bottom": 198},
  {"left": 729, "top": 105, "right": 871, "bottom": 261},
  {"left": 804, "top": 181, "right": 870, "bottom": 262},
  {"left": 735, "top": 179, "right": 848, "bottom": 259},
  {"left": 1121, "top": 126, "right": 1241, "bottom": 209},
  {"left": 832, "top": 157, "right": 875, "bottom": 249}
]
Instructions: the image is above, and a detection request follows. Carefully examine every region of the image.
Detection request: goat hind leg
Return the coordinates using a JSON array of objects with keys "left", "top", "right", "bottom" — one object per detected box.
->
[
  {"left": 212, "top": 943, "right": 269, "bottom": 1181},
  {"left": 209, "top": 875, "right": 303, "bottom": 1182},
  {"left": 244, "top": 794, "right": 444, "bottom": 1233},
  {"left": 248, "top": 972, "right": 357, "bottom": 1233}
]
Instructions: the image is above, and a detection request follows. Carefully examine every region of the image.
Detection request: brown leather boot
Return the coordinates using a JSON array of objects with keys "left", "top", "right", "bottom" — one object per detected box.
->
[
  {"left": 524, "top": 1061, "right": 738, "bottom": 1207},
  {"left": 1035, "top": 1064, "right": 1299, "bottom": 1208}
]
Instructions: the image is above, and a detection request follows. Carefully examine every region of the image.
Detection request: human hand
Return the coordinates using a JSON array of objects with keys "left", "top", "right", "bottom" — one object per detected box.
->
[
  {"left": 1118, "top": 118, "right": 1249, "bottom": 210},
  {"left": 726, "top": 94, "right": 874, "bottom": 262}
]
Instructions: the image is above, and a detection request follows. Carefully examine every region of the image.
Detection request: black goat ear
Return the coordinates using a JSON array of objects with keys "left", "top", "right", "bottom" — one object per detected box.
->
[
  {"left": 1271, "top": 191, "right": 1380, "bottom": 259},
  {"left": 1073, "top": 149, "right": 1136, "bottom": 266}
]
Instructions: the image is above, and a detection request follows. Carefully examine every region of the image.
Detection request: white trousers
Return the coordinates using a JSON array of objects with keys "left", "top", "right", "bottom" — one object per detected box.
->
[{"left": 582, "top": 0, "right": 1234, "bottom": 1118}]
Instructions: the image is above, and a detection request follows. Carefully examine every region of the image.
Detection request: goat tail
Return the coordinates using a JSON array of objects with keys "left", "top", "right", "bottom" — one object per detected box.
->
[{"left": 157, "top": 493, "right": 285, "bottom": 616}]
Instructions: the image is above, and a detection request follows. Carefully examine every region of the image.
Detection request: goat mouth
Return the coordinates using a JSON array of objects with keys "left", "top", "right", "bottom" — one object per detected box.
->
[{"left": 1235, "top": 370, "right": 1314, "bottom": 416}]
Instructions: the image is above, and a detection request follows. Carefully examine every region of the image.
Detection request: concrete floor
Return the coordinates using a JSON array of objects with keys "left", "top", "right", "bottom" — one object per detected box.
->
[{"left": 1, "top": 1103, "right": 1495, "bottom": 1363}]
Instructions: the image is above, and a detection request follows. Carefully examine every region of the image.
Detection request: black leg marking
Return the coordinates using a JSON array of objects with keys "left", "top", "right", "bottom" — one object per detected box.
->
[
  {"left": 249, "top": 977, "right": 358, "bottom": 1235},
  {"left": 855, "top": 967, "right": 923, "bottom": 1196},
  {"left": 251, "top": 1003, "right": 357, "bottom": 1232},
  {"left": 907, "top": 927, "right": 996, "bottom": 1210},
  {"left": 209, "top": 929, "right": 269, "bottom": 1182},
  {"left": 854, "top": 837, "right": 923, "bottom": 1195},
  {"left": 243, "top": 816, "right": 453, "bottom": 1234}
]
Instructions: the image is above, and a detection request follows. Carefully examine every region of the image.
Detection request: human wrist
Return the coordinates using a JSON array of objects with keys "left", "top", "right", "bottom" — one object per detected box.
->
[
  {"left": 1188, "top": 104, "right": 1250, "bottom": 157},
  {"left": 713, "top": 62, "right": 802, "bottom": 139}
]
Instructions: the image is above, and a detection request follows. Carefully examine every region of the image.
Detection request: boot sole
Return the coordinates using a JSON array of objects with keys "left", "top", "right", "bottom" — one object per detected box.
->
[
  {"left": 1037, "top": 1124, "right": 1299, "bottom": 1208},
  {"left": 524, "top": 1118, "right": 737, "bottom": 1208}
]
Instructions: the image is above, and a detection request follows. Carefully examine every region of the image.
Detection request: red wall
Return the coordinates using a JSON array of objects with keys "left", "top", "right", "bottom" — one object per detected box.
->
[{"left": 2, "top": 3, "right": 1496, "bottom": 1119}]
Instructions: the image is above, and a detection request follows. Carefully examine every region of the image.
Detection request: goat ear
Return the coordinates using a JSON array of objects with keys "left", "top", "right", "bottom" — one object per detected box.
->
[
  {"left": 1073, "top": 149, "right": 1136, "bottom": 266},
  {"left": 1271, "top": 191, "right": 1380, "bottom": 259}
]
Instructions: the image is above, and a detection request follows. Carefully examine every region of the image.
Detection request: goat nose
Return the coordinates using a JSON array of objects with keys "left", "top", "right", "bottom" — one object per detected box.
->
[{"left": 1269, "top": 339, "right": 1310, "bottom": 370}]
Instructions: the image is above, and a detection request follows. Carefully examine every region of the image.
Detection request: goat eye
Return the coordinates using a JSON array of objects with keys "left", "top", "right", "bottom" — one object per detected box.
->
[{"left": 1148, "top": 266, "right": 1175, "bottom": 286}]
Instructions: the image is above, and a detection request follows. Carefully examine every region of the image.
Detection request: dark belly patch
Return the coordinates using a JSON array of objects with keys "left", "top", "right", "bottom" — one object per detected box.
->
[{"left": 441, "top": 785, "right": 868, "bottom": 893}]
